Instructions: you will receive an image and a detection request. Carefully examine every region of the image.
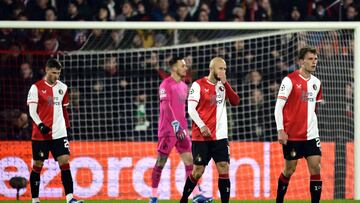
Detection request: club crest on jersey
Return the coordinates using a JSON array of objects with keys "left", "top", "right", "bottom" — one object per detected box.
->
[
  {"left": 219, "top": 86, "right": 224, "bottom": 91},
  {"left": 313, "top": 84, "right": 317, "bottom": 90},
  {"left": 189, "top": 88, "right": 194, "bottom": 94},
  {"left": 59, "top": 89, "right": 63, "bottom": 95}
]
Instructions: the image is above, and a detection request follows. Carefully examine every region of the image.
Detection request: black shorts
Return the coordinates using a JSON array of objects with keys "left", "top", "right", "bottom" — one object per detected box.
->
[
  {"left": 32, "top": 137, "right": 70, "bottom": 161},
  {"left": 282, "top": 138, "right": 322, "bottom": 160},
  {"left": 192, "top": 139, "right": 230, "bottom": 166}
]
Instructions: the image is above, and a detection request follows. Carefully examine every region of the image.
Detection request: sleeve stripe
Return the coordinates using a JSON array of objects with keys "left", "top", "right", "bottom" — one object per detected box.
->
[
  {"left": 27, "top": 101, "right": 38, "bottom": 104},
  {"left": 188, "top": 99, "right": 199, "bottom": 103},
  {"left": 277, "top": 96, "right": 287, "bottom": 100}
]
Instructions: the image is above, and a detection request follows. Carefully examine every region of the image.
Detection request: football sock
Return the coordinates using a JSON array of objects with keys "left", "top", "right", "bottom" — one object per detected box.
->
[
  {"left": 276, "top": 173, "right": 290, "bottom": 203},
  {"left": 218, "top": 173, "right": 230, "bottom": 203},
  {"left": 151, "top": 165, "right": 163, "bottom": 197},
  {"left": 60, "top": 163, "right": 73, "bottom": 195},
  {"left": 310, "top": 174, "right": 322, "bottom": 203},
  {"left": 180, "top": 174, "right": 198, "bottom": 203},
  {"left": 30, "top": 165, "right": 42, "bottom": 199}
]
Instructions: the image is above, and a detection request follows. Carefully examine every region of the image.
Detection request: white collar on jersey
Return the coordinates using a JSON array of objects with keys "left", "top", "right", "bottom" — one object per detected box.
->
[{"left": 44, "top": 79, "right": 58, "bottom": 87}]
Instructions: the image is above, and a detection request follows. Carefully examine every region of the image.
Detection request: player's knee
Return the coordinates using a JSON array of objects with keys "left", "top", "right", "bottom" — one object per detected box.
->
[
  {"left": 57, "top": 155, "right": 70, "bottom": 166},
  {"left": 155, "top": 155, "right": 168, "bottom": 168},
  {"left": 192, "top": 166, "right": 205, "bottom": 180},
  {"left": 216, "top": 162, "right": 229, "bottom": 174},
  {"left": 309, "top": 163, "right": 321, "bottom": 174}
]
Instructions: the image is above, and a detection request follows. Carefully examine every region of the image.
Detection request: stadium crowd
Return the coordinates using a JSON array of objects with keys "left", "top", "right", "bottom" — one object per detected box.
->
[{"left": 0, "top": 0, "right": 356, "bottom": 141}]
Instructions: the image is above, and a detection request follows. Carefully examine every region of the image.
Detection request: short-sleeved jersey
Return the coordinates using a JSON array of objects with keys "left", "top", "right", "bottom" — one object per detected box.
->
[
  {"left": 188, "top": 77, "right": 228, "bottom": 141},
  {"left": 277, "top": 70, "right": 323, "bottom": 140},
  {"left": 27, "top": 80, "right": 69, "bottom": 140},
  {"left": 158, "top": 77, "right": 188, "bottom": 137}
]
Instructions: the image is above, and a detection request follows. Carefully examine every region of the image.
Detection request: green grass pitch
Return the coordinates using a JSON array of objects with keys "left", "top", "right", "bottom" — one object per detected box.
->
[{"left": 1, "top": 200, "right": 359, "bottom": 203}]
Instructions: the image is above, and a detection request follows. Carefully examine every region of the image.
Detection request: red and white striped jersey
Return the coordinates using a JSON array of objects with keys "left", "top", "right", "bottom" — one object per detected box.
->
[
  {"left": 27, "top": 80, "right": 69, "bottom": 140},
  {"left": 277, "top": 70, "right": 323, "bottom": 140},
  {"left": 188, "top": 77, "right": 228, "bottom": 141}
]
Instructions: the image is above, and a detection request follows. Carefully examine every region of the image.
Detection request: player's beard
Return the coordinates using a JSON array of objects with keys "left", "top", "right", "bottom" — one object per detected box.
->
[{"left": 214, "top": 73, "right": 221, "bottom": 81}]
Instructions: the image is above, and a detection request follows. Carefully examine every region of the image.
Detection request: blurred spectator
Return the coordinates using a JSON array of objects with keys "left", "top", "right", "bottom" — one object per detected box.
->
[
  {"left": 106, "top": 30, "right": 124, "bottom": 49},
  {"left": 198, "top": 9, "right": 209, "bottom": 21},
  {"left": 209, "top": 0, "right": 234, "bottom": 21},
  {"left": 345, "top": 3, "right": 359, "bottom": 21},
  {"left": 65, "top": 1, "right": 81, "bottom": 21},
  {"left": 25, "top": 0, "right": 50, "bottom": 20},
  {"left": 255, "top": 0, "right": 272, "bottom": 21},
  {"left": 96, "top": 5, "right": 111, "bottom": 21},
  {"left": 0, "top": 109, "right": 31, "bottom": 140},
  {"left": 150, "top": 0, "right": 173, "bottom": 21},
  {"left": 245, "top": 70, "right": 263, "bottom": 89},
  {"left": 44, "top": 7, "right": 58, "bottom": 21},
  {"left": 116, "top": 1, "right": 138, "bottom": 21},
  {"left": 187, "top": 0, "right": 201, "bottom": 20},
  {"left": 232, "top": 6, "right": 245, "bottom": 21},
  {"left": 310, "top": 2, "right": 330, "bottom": 21},
  {"left": 75, "top": 0, "right": 92, "bottom": 20},
  {"left": 176, "top": 3, "right": 190, "bottom": 21},
  {"left": 288, "top": 6, "right": 302, "bottom": 21}
]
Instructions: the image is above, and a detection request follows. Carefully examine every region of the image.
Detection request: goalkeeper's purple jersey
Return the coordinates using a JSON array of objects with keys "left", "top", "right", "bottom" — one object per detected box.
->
[{"left": 158, "top": 76, "right": 188, "bottom": 137}]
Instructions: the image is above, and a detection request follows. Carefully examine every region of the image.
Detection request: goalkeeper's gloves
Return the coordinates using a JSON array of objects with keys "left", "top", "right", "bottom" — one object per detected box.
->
[
  {"left": 171, "top": 120, "right": 187, "bottom": 140},
  {"left": 38, "top": 123, "right": 51, "bottom": 135}
]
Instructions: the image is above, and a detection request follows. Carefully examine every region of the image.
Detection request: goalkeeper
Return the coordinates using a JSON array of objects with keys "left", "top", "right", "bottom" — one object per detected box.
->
[{"left": 149, "top": 56, "right": 212, "bottom": 203}]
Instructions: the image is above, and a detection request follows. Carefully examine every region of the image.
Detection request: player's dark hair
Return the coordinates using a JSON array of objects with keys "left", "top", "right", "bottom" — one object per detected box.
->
[
  {"left": 46, "top": 58, "right": 62, "bottom": 70},
  {"left": 169, "top": 55, "right": 184, "bottom": 67},
  {"left": 298, "top": 47, "right": 318, "bottom": 60}
]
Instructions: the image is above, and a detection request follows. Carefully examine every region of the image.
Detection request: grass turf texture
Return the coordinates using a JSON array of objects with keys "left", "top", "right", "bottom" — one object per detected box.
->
[{"left": 1, "top": 200, "right": 359, "bottom": 203}]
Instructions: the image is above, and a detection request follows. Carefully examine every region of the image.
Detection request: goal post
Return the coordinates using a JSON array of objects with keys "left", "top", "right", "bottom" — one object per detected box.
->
[{"left": 0, "top": 21, "right": 358, "bottom": 200}]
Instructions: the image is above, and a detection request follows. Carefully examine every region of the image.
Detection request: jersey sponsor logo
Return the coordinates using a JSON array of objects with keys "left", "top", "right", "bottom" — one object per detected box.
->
[
  {"left": 204, "top": 88, "right": 209, "bottom": 93},
  {"left": 296, "top": 84, "right": 302, "bottom": 88},
  {"left": 216, "top": 94, "right": 223, "bottom": 104},
  {"left": 301, "top": 91, "right": 315, "bottom": 102},
  {"left": 42, "top": 90, "right": 47, "bottom": 94},
  {"left": 47, "top": 96, "right": 62, "bottom": 106}
]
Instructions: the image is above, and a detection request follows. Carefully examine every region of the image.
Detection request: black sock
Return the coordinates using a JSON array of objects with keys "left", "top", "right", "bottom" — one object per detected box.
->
[
  {"left": 276, "top": 173, "right": 290, "bottom": 203},
  {"left": 218, "top": 174, "right": 230, "bottom": 203},
  {"left": 310, "top": 174, "right": 322, "bottom": 203},
  {"left": 180, "top": 174, "right": 198, "bottom": 203},
  {"left": 60, "top": 164, "right": 73, "bottom": 195},
  {"left": 30, "top": 169, "right": 41, "bottom": 198}
]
